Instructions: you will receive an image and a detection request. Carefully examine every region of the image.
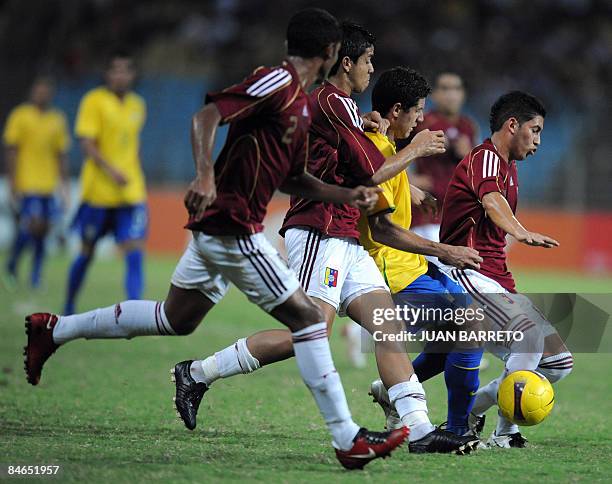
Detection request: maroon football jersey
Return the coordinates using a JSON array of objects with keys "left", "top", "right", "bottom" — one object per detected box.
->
[
  {"left": 411, "top": 111, "right": 478, "bottom": 226},
  {"left": 187, "top": 61, "right": 311, "bottom": 235},
  {"left": 439, "top": 138, "right": 519, "bottom": 292},
  {"left": 280, "top": 81, "right": 385, "bottom": 239}
]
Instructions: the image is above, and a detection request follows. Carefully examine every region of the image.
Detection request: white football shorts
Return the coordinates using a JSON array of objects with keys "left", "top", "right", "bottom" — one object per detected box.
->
[
  {"left": 284, "top": 227, "right": 388, "bottom": 316},
  {"left": 171, "top": 231, "right": 300, "bottom": 313}
]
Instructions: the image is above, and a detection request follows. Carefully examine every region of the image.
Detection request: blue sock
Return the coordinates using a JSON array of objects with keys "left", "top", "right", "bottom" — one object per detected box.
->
[
  {"left": 64, "top": 254, "right": 92, "bottom": 315},
  {"left": 413, "top": 351, "right": 446, "bottom": 382},
  {"left": 31, "top": 236, "right": 46, "bottom": 288},
  {"left": 7, "top": 228, "right": 30, "bottom": 276},
  {"left": 125, "top": 249, "right": 144, "bottom": 299},
  {"left": 444, "top": 349, "right": 484, "bottom": 435}
]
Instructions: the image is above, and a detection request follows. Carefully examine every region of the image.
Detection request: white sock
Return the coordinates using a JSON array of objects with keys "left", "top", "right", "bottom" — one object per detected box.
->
[
  {"left": 496, "top": 412, "right": 519, "bottom": 435},
  {"left": 52, "top": 300, "right": 175, "bottom": 344},
  {"left": 388, "top": 374, "right": 435, "bottom": 442},
  {"left": 537, "top": 352, "right": 574, "bottom": 383},
  {"left": 472, "top": 376, "right": 502, "bottom": 416},
  {"left": 292, "top": 322, "right": 360, "bottom": 451},
  {"left": 190, "top": 338, "right": 261, "bottom": 385}
]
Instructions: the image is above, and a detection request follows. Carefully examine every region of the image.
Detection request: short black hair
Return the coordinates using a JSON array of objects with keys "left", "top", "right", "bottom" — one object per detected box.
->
[
  {"left": 371, "top": 67, "right": 431, "bottom": 116},
  {"left": 489, "top": 91, "right": 546, "bottom": 132},
  {"left": 329, "top": 21, "right": 376, "bottom": 76},
  {"left": 286, "top": 8, "right": 341, "bottom": 58},
  {"left": 107, "top": 49, "right": 133, "bottom": 69}
]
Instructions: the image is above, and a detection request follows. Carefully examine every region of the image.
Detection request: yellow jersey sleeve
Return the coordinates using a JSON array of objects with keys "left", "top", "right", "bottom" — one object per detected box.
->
[
  {"left": 3, "top": 107, "right": 23, "bottom": 146},
  {"left": 365, "top": 131, "right": 397, "bottom": 216},
  {"left": 75, "top": 92, "right": 102, "bottom": 139},
  {"left": 369, "top": 178, "right": 396, "bottom": 216}
]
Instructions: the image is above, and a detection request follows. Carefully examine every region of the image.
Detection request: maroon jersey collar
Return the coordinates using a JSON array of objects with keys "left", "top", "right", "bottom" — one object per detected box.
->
[
  {"left": 483, "top": 137, "right": 513, "bottom": 166},
  {"left": 321, "top": 80, "right": 351, "bottom": 98}
]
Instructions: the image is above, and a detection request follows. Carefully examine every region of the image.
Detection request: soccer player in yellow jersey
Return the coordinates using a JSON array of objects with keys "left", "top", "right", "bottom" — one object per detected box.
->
[
  {"left": 65, "top": 52, "right": 147, "bottom": 314},
  {"left": 3, "top": 77, "right": 70, "bottom": 289},
  {"left": 356, "top": 67, "right": 486, "bottom": 437}
]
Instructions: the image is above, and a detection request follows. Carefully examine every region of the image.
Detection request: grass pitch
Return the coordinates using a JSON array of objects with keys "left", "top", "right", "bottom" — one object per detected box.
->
[{"left": 1, "top": 253, "right": 611, "bottom": 482}]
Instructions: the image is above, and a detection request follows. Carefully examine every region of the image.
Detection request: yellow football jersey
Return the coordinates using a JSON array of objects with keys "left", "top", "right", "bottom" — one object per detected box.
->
[
  {"left": 3, "top": 104, "right": 70, "bottom": 195},
  {"left": 75, "top": 87, "right": 146, "bottom": 207},
  {"left": 359, "top": 131, "right": 428, "bottom": 293}
]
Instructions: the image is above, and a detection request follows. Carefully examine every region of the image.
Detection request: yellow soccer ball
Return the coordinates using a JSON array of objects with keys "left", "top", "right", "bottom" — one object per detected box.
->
[{"left": 498, "top": 370, "right": 555, "bottom": 426}]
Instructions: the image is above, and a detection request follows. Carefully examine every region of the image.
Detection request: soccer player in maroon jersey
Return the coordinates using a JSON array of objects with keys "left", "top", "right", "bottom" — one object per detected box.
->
[
  {"left": 22, "top": 9, "right": 409, "bottom": 469},
  {"left": 437, "top": 91, "right": 573, "bottom": 448},
  {"left": 409, "top": 73, "right": 478, "bottom": 249},
  {"left": 181, "top": 23, "right": 480, "bottom": 455}
]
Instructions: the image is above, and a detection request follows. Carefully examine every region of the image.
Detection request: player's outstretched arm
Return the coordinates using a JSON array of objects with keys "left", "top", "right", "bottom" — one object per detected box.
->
[
  {"left": 482, "top": 191, "right": 560, "bottom": 248},
  {"left": 368, "top": 212, "right": 482, "bottom": 270},
  {"left": 280, "top": 172, "right": 380, "bottom": 211},
  {"left": 370, "top": 129, "right": 446, "bottom": 185},
  {"left": 185, "top": 103, "right": 222, "bottom": 221}
]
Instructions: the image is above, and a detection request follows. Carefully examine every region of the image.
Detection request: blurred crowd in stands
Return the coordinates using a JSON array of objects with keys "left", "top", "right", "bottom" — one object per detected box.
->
[{"left": 0, "top": 0, "right": 610, "bottom": 207}]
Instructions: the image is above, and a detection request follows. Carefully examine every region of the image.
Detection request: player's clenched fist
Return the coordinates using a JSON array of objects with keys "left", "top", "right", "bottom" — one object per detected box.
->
[
  {"left": 184, "top": 174, "right": 217, "bottom": 221},
  {"left": 362, "top": 111, "right": 390, "bottom": 136},
  {"left": 349, "top": 185, "right": 382, "bottom": 211},
  {"left": 411, "top": 129, "right": 446, "bottom": 157}
]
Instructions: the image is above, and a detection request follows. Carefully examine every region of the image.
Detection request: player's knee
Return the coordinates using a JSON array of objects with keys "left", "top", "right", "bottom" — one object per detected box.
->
[
  {"left": 121, "top": 239, "right": 144, "bottom": 253},
  {"left": 168, "top": 318, "right": 200, "bottom": 336},
  {"left": 29, "top": 218, "right": 48, "bottom": 238},
  {"left": 80, "top": 242, "right": 96, "bottom": 258},
  {"left": 293, "top": 297, "right": 326, "bottom": 328},
  {"left": 537, "top": 351, "right": 574, "bottom": 384},
  {"left": 163, "top": 302, "right": 205, "bottom": 335}
]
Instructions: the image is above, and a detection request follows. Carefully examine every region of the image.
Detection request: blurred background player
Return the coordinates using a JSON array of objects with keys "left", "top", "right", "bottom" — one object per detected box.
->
[
  {"left": 408, "top": 73, "right": 478, "bottom": 249},
  {"left": 3, "top": 77, "right": 70, "bottom": 290},
  {"left": 64, "top": 52, "right": 147, "bottom": 314}
]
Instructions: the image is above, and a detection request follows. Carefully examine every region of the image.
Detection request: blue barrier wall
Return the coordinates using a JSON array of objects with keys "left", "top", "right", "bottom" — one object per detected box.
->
[{"left": 52, "top": 76, "right": 573, "bottom": 200}]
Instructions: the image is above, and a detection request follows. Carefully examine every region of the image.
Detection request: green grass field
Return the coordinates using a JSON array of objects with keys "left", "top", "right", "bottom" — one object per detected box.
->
[{"left": 1, "top": 254, "right": 612, "bottom": 483}]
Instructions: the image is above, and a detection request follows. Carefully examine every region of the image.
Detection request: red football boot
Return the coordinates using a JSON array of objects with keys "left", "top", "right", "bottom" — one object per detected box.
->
[
  {"left": 335, "top": 426, "right": 409, "bottom": 470},
  {"left": 24, "top": 313, "right": 59, "bottom": 385}
]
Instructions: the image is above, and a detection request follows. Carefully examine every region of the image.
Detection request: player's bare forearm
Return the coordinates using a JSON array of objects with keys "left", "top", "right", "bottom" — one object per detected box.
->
[
  {"left": 369, "top": 129, "right": 446, "bottom": 185},
  {"left": 184, "top": 103, "right": 223, "bottom": 220},
  {"left": 280, "top": 172, "right": 353, "bottom": 204},
  {"left": 369, "top": 213, "right": 482, "bottom": 269},
  {"left": 4, "top": 146, "right": 17, "bottom": 186},
  {"left": 369, "top": 148, "right": 418, "bottom": 185},
  {"left": 80, "top": 138, "right": 127, "bottom": 186},
  {"left": 59, "top": 152, "right": 69, "bottom": 182},
  {"left": 482, "top": 191, "right": 528, "bottom": 239},
  {"left": 80, "top": 138, "right": 110, "bottom": 170},
  {"left": 369, "top": 213, "right": 445, "bottom": 257},
  {"left": 190, "top": 103, "right": 222, "bottom": 179},
  {"left": 280, "top": 172, "right": 380, "bottom": 210},
  {"left": 482, "top": 191, "right": 559, "bottom": 248}
]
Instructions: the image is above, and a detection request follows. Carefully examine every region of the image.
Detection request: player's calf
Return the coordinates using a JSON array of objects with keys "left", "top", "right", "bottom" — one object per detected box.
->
[{"left": 537, "top": 351, "right": 573, "bottom": 383}]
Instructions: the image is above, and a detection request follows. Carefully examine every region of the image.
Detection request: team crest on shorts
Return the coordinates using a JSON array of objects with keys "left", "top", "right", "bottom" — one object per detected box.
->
[{"left": 324, "top": 267, "right": 338, "bottom": 287}]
